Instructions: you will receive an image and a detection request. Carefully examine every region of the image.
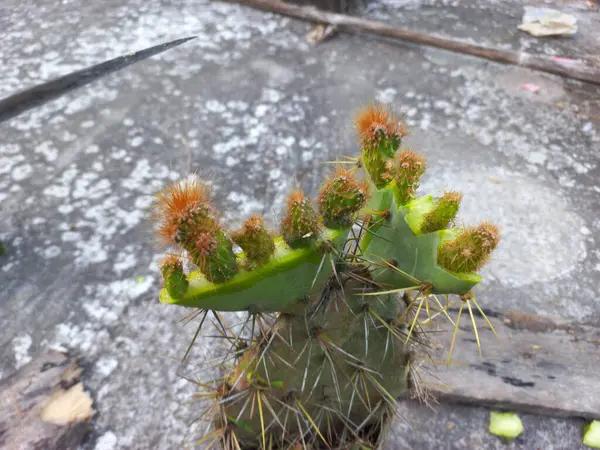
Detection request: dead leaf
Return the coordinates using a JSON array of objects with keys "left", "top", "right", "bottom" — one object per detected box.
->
[
  {"left": 518, "top": 7, "right": 577, "bottom": 37},
  {"left": 40, "top": 383, "right": 94, "bottom": 426}
]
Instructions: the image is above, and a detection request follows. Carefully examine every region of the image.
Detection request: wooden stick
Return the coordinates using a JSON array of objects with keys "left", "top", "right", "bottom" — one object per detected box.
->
[{"left": 223, "top": 0, "right": 600, "bottom": 86}]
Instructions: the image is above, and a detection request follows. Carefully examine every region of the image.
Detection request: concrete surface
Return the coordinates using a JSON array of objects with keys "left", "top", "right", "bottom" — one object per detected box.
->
[
  {"left": 1, "top": 0, "right": 599, "bottom": 448},
  {"left": 361, "top": 0, "right": 600, "bottom": 58}
]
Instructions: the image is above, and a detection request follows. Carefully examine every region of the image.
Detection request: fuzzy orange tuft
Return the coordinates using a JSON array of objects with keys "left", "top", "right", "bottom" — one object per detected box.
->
[
  {"left": 159, "top": 254, "right": 183, "bottom": 268},
  {"left": 152, "top": 178, "right": 212, "bottom": 246},
  {"left": 354, "top": 103, "right": 409, "bottom": 147},
  {"left": 287, "top": 188, "right": 306, "bottom": 206},
  {"left": 243, "top": 215, "right": 265, "bottom": 233}
]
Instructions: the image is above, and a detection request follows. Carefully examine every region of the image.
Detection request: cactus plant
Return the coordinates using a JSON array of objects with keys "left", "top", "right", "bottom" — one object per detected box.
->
[{"left": 152, "top": 102, "right": 500, "bottom": 449}]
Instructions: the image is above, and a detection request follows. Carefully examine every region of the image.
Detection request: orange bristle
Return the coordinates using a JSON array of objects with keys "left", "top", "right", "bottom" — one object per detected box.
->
[
  {"left": 287, "top": 188, "right": 306, "bottom": 206},
  {"left": 152, "top": 177, "right": 212, "bottom": 246},
  {"left": 354, "top": 103, "right": 409, "bottom": 147}
]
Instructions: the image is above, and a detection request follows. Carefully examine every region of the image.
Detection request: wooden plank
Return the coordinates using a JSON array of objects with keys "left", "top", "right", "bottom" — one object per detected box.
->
[
  {"left": 223, "top": 0, "right": 600, "bottom": 86},
  {"left": 413, "top": 309, "right": 600, "bottom": 419},
  {"left": 0, "top": 351, "right": 94, "bottom": 450}
]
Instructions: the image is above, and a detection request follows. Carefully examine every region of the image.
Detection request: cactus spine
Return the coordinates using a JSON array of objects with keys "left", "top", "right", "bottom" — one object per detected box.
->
[{"left": 153, "top": 103, "right": 500, "bottom": 449}]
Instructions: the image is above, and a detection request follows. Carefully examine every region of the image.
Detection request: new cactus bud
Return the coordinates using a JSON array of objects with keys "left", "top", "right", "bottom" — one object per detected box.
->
[
  {"left": 355, "top": 103, "right": 409, "bottom": 188},
  {"left": 392, "top": 150, "right": 426, "bottom": 205},
  {"left": 318, "top": 167, "right": 369, "bottom": 228},
  {"left": 420, "top": 191, "right": 463, "bottom": 233},
  {"left": 280, "top": 189, "right": 322, "bottom": 248},
  {"left": 195, "top": 230, "right": 238, "bottom": 283},
  {"left": 153, "top": 177, "right": 238, "bottom": 284},
  {"left": 160, "top": 255, "right": 188, "bottom": 299},
  {"left": 152, "top": 176, "right": 212, "bottom": 247},
  {"left": 438, "top": 222, "right": 500, "bottom": 273},
  {"left": 232, "top": 215, "right": 275, "bottom": 268}
]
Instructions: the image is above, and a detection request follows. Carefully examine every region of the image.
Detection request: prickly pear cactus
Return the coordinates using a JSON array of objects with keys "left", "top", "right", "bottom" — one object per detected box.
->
[{"left": 152, "top": 103, "right": 500, "bottom": 449}]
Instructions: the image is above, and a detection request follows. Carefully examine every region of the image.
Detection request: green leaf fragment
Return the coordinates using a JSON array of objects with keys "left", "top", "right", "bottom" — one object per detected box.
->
[
  {"left": 489, "top": 411, "right": 524, "bottom": 440},
  {"left": 135, "top": 275, "right": 145, "bottom": 283},
  {"left": 584, "top": 420, "right": 600, "bottom": 449}
]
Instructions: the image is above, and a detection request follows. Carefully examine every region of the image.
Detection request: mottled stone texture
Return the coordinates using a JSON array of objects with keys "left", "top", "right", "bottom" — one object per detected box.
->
[{"left": 0, "top": 0, "right": 599, "bottom": 449}]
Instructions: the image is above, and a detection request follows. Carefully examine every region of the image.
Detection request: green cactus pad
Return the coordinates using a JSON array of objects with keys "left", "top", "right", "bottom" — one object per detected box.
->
[
  {"left": 159, "top": 227, "right": 348, "bottom": 311},
  {"left": 362, "top": 189, "right": 481, "bottom": 294}
]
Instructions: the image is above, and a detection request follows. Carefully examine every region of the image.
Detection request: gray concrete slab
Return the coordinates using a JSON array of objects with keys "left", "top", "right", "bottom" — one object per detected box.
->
[{"left": 1, "top": 0, "right": 599, "bottom": 449}]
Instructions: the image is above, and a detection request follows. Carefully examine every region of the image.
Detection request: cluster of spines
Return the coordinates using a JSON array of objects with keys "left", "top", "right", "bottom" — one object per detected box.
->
[
  {"left": 420, "top": 191, "right": 463, "bottom": 233},
  {"left": 232, "top": 216, "right": 275, "bottom": 268},
  {"left": 318, "top": 167, "right": 369, "bottom": 228},
  {"left": 355, "top": 103, "right": 409, "bottom": 188},
  {"left": 355, "top": 103, "right": 499, "bottom": 276},
  {"left": 280, "top": 189, "right": 322, "bottom": 249},
  {"left": 391, "top": 150, "right": 426, "bottom": 205},
  {"left": 153, "top": 178, "right": 237, "bottom": 283},
  {"left": 160, "top": 255, "right": 188, "bottom": 298},
  {"left": 153, "top": 169, "right": 370, "bottom": 293},
  {"left": 438, "top": 222, "right": 500, "bottom": 273}
]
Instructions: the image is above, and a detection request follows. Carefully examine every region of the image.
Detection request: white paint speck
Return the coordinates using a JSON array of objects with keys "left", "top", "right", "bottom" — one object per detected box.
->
[
  {"left": 269, "top": 168, "right": 281, "bottom": 180},
  {"left": 95, "top": 358, "right": 118, "bottom": 378},
  {"left": 134, "top": 195, "right": 155, "bottom": 209},
  {"left": 261, "top": 88, "right": 283, "bottom": 103},
  {"left": 44, "top": 185, "right": 70, "bottom": 198},
  {"left": 302, "top": 151, "right": 313, "bottom": 162},
  {"left": 114, "top": 248, "right": 138, "bottom": 275},
  {"left": 130, "top": 136, "right": 144, "bottom": 147},
  {"left": 526, "top": 150, "right": 547, "bottom": 165},
  {"left": 375, "top": 88, "right": 397, "bottom": 104},
  {"left": 35, "top": 141, "right": 58, "bottom": 162},
  {"left": 12, "top": 334, "right": 33, "bottom": 369},
  {"left": 12, "top": 164, "right": 33, "bottom": 181},
  {"left": 44, "top": 245, "right": 62, "bottom": 258},
  {"left": 95, "top": 431, "right": 118, "bottom": 450},
  {"left": 206, "top": 99, "right": 226, "bottom": 113}
]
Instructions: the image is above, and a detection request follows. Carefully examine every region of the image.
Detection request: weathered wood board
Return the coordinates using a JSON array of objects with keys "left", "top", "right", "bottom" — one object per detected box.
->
[
  {"left": 416, "top": 309, "right": 600, "bottom": 419},
  {"left": 0, "top": 351, "right": 94, "bottom": 450}
]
